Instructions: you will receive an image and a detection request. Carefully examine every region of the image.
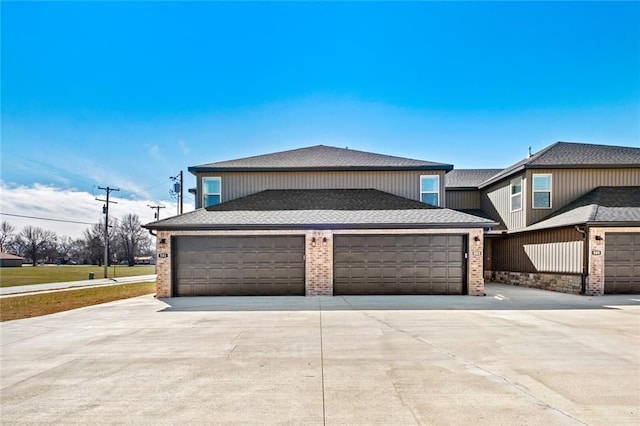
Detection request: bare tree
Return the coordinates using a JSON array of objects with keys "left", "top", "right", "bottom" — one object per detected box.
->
[
  {"left": 16, "top": 226, "right": 57, "bottom": 266},
  {"left": 83, "top": 217, "right": 117, "bottom": 265},
  {"left": 0, "top": 221, "right": 16, "bottom": 252},
  {"left": 57, "top": 236, "right": 74, "bottom": 259},
  {"left": 118, "top": 214, "right": 146, "bottom": 266}
]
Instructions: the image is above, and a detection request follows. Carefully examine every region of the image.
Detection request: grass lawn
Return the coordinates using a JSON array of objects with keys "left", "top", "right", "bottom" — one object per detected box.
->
[
  {"left": 0, "top": 265, "right": 156, "bottom": 287},
  {"left": 0, "top": 282, "right": 156, "bottom": 322}
]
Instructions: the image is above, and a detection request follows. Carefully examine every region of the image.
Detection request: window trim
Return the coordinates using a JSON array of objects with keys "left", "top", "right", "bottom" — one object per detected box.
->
[
  {"left": 532, "top": 173, "right": 552, "bottom": 209},
  {"left": 510, "top": 177, "right": 523, "bottom": 212},
  {"left": 420, "top": 175, "right": 440, "bottom": 206},
  {"left": 202, "top": 177, "right": 222, "bottom": 208}
]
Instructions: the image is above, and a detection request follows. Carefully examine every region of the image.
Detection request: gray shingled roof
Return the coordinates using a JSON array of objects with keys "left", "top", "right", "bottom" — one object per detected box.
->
[
  {"left": 480, "top": 142, "right": 640, "bottom": 188},
  {"left": 145, "top": 189, "right": 496, "bottom": 230},
  {"left": 207, "top": 189, "right": 437, "bottom": 211},
  {"left": 189, "top": 145, "right": 452, "bottom": 172},
  {"left": 523, "top": 186, "right": 640, "bottom": 232},
  {"left": 445, "top": 169, "right": 502, "bottom": 188},
  {"left": 0, "top": 252, "right": 24, "bottom": 260}
]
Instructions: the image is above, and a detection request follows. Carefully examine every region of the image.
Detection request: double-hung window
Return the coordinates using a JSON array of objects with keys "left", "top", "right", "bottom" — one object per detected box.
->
[
  {"left": 202, "top": 177, "right": 221, "bottom": 207},
  {"left": 532, "top": 174, "right": 552, "bottom": 209},
  {"left": 420, "top": 175, "right": 440, "bottom": 206},
  {"left": 510, "top": 177, "right": 523, "bottom": 212}
]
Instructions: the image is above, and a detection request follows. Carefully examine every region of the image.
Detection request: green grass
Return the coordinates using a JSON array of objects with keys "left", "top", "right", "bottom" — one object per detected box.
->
[
  {"left": 0, "top": 281, "right": 156, "bottom": 322},
  {"left": 0, "top": 265, "right": 156, "bottom": 287}
]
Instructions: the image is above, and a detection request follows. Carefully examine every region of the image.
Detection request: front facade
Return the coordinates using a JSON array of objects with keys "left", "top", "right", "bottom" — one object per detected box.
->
[
  {"left": 447, "top": 142, "right": 640, "bottom": 295},
  {"left": 146, "top": 146, "right": 495, "bottom": 297},
  {"left": 147, "top": 142, "right": 639, "bottom": 298}
]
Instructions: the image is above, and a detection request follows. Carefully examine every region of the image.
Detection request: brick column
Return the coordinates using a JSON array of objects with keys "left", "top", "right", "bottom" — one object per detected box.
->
[
  {"left": 155, "top": 231, "right": 172, "bottom": 298},
  {"left": 305, "top": 231, "right": 333, "bottom": 296},
  {"left": 586, "top": 228, "right": 605, "bottom": 296},
  {"left": 467, "top": 230, "right": 485, "bottom": 296}
]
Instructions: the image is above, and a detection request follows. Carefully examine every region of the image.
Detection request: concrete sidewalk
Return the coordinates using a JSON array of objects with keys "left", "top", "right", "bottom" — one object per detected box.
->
[{"left": 0, "top": 274, "right": 156, "bottom": 296}]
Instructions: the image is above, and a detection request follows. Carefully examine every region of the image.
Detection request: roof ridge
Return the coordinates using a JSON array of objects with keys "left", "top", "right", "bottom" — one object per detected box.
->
[{"left": 526, "top": 141, "right": 562, "bottom": 165}]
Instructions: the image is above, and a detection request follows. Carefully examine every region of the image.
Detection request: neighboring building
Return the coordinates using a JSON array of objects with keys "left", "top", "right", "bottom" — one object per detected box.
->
[
  {"left": 145, "top": 145, "right": 496, "bottom": 297},
  {"left": 0, "top": 252, "right": 24, "bottom": 268},
  {"left": 446, "top": 142, "right": 640, "bottom": 295}
]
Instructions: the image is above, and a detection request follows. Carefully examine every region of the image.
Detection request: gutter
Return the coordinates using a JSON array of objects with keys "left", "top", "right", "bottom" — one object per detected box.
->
[
  {"left": 187, "top": 165, "right": 454, "bottom": 173},
  {"left": 142, "top": 222, "right": 498, "bottom": 232}
]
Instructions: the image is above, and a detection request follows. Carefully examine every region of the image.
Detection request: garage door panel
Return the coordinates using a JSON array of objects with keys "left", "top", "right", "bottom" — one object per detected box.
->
[
  {"left": 399, "top": 267, "right": 415, "bottom": 278},
  {"left": 431, "top": 266, "right": 449, "bottom": 279},
  {"left": 173, "top": 236, "right": 304, "bottom": 296},
  {"left": 334, "top": 234, "right": 465, "bottom": 295},
  {"left": 432, "top": 252, "right": 447, "bottom": 263},
  {"left": 448, "top": 267, "right": 463, "bottom": 279},
  {"left": 605, "top": 233, "right": 640, "bottom": 294},
  {"left": 192, "top": 268, "right": 208, "bottom": 279}
]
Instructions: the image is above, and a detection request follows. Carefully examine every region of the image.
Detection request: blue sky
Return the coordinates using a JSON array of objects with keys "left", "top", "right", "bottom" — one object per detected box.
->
[{"left": 1, "top": 1, "right": 639, "bottom": 237}]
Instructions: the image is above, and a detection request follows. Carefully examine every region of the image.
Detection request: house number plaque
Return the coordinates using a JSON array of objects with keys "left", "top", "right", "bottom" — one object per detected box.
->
[{"left": 158, "top": 253, "right": 169, "bottom": 258}]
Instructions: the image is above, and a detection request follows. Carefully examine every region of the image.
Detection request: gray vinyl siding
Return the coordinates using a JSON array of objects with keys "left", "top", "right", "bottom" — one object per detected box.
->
[
  {"left": 446, "top": 189, "right": 480, "bottom": 210},
  {"left": 480, "top": 173, "right": 526, "bottom": 231},
  {"left": 526, "top": 168, "right": 640, "bottom": 225},
  {"left": 488, "top": 227, "right": 584, "bottom": 274},
  {"left": 195, "top": 170, "right": 446, "bottom": 208}
]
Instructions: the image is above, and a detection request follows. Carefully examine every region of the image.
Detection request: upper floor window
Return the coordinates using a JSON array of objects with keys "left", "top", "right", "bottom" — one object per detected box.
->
[
  {"left": 532, "top": 174, "right": 552, "bottom": 209},
  {"left": 510, "top": 177, "right": 523, "bottom": 212},
  {"left": 203, "top": 177, "right": 221, "bottom": 207},
  {"left": 420, "top": 175, "right": 440, "bottom": 206}
]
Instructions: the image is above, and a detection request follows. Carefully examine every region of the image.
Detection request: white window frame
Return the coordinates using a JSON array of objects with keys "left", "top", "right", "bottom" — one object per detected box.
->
[
  {"left": 420, "top": 175, "right": 440, "bottom": 206},
  {"left": 510, "top": 177, "right": 523, "bottom": 212},
  {"left": 202, "top": 177, "right": 221, "bottom": 208},
  {"left": 532, "top": 173, "right": 552, "bottom": 209}
]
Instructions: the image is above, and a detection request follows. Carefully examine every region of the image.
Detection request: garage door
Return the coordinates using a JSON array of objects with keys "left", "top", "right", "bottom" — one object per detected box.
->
[
  {"left": 334, "top": 234, "right": 465, "bottom": 295},
  {"left": 605, "top": 233, "right": 640, "bottom": 294},
  {"left": 173, "top": 236, "right": 305, "bottom": 296}
]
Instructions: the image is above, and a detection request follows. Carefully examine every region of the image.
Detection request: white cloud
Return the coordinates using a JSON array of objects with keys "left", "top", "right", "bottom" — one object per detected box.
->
[
  {"left": 178, "top": 140, "right": 190, "bottom": 155},
  {"left": 147, "top": 144, "right": 163, "bottom": 161},
  {"left": 0, "top": 182, "right": 193, "bottom": 239}
]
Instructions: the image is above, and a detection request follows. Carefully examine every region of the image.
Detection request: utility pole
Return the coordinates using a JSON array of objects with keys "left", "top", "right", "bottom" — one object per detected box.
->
[
  {"left": 148, "top": 204, "right": 166, "bottom": 220},
  {"left": 96, "top": 186, "right": 119, "bottom": 279},
  {"left": 170, "top": 171, "right": 184, "bottom": 215}
]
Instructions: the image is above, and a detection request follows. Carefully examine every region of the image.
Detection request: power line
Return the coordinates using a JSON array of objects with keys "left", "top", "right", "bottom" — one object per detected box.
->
[{"left": 0, "top": 212, "right": 96, "bottom": 225}]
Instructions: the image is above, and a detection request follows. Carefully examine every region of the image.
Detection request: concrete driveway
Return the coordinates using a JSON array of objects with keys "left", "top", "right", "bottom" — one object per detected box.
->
[{"left": 1, "top": 284, "right": 639, "bottom": 425}]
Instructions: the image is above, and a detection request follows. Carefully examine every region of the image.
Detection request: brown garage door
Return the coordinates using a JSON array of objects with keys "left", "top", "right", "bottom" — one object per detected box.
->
[
  {"left": 173, "top": 236, "right": 305, "bottom": 296},
  {"left": 334, "top": 234, "right": 466, "bottom": 295},
  {"left": 605, "top": 233, "right": 640, "bottom": 294}
]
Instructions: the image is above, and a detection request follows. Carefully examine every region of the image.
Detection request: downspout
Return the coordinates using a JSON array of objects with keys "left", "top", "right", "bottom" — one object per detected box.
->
[
  {"left": 148, "top": 229, "right": 157, "bottom": 237},
  {"left": 575, "top": 225, "right": 587, "bottom": 294}
]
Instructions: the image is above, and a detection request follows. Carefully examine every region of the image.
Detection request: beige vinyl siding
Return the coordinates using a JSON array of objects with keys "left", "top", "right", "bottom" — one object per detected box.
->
[
  {"left": 446, "top": 189, "right": 481, "bottom": 210},
  {"left": 526, "top": 168, "right": 640, "bottom": 225},
  {"left": 488, "top": 227, "right": 584, "bottom": 274},
  {"left": 196, "top": 170, "right": 446, "bottom": 208},
  {"left": 481, "top": 173, "right": 526, "bottom": 230}
]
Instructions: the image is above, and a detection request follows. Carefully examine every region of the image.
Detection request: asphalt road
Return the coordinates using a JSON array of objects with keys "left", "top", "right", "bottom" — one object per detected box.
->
[{"left": 1, "top": 284, "right": 639, "bottom": 425}]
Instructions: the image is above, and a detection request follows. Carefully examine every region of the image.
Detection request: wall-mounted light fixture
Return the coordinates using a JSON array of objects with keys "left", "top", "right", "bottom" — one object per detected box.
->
[
  {"left": 474, "top": 236, "right": 481, "bottom": 242},
  {"left": 595, "top": 235, "right": 603, "bottom": 241},
  {"left": 322, "top": 237, "right": 327, "bottom": 245},
  {"left": 159, "top": 238, "right": 167, "bottom": 244},
  {"left": 311, "top": 237, "right": 316, "bottom": 247}
]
